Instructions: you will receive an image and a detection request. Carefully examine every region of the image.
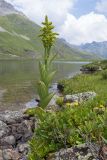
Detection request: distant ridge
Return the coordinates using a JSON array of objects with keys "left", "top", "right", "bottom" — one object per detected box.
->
[{"left": 77, "top": 41, "right": 107, "bottom": 58}]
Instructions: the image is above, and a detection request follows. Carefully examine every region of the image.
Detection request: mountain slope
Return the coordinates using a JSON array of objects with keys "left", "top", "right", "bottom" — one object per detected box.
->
[
  {"left": 0, "top": 14, "right": 43, "bottom": 58},
  {"left": 55, "top": 39, "right": 100, "bottom": 60},
  {"left": 77, "top": 41, "right": 107, "bottom": 58},
  {"left": 0, "top": 1, "right": 100, "bottom": 60}
]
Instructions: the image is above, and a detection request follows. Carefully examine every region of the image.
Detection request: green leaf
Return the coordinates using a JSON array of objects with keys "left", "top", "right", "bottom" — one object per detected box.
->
[
  {"left": 37, "top": 81, "right": 48, "bottom": 100},
  {"left": 35, "top": 107, "right": 46, "bottom": 120},
  {"left": 47, "top": 71, "right": 56, "bottom": 84},
  {"left": 40, "top": 93, "right": 54, "bottom": 109}
]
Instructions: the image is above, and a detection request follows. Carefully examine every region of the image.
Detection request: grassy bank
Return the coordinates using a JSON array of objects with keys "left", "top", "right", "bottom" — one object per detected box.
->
[{"left": 60, "top": 60, "right": 107, "bottom": 104}]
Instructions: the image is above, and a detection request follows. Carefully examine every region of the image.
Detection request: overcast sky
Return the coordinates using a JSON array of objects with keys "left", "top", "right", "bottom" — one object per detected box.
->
[{"left": 5, "top": 0, "right": 107, "bottom": 45}]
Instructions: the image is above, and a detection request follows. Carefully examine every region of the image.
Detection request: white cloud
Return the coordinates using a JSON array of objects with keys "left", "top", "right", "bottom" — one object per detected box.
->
[
  {"left": 6, "top": 0, "right": 75, "bottom": 28},
  {"left": 96, "top": 0, "right": 107, "bottom": 14},
  {"left": 5, "top": 0, "right": 107, "bottom": 45},
  {"left": 60, "top": 12, "right": 107, "bottom": 44}
]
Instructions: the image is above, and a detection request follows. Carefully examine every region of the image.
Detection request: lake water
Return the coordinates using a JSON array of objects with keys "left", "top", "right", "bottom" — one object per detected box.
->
[{"left": 0, "top": 60, "right": 88, "bottom": 110}]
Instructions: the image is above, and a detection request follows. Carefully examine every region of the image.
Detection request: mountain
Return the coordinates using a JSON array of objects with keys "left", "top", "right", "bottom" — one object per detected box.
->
[
  {"left": 0, "top": 0, "right": 22, "bottom": 15},
  {"left": 77, "top": 41, "right": 107, "bottom": 58},
  {"left": 0, "top": 0, "right": 99, "bottom": 60}
]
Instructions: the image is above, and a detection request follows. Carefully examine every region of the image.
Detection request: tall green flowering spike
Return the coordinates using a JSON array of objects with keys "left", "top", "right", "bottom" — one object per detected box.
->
[
  {"left": 39, "top": 15, "right": 59, "bottom": 66},
  {"left": 37, "top": 16, "right": 59, "bottom": 109}
]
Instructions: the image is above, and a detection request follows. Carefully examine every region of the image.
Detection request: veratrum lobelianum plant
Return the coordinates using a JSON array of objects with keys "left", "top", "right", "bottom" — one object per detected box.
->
[{"left": 37, "top": 15, "right": 59, "bottom": 109}]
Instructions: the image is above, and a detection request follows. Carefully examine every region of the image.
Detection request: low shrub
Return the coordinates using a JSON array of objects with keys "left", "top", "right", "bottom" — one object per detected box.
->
[
  {"left": 28, "top": 100, "right": 107, "bottom": 159},
  {"left": 24, "top": 108, "right": 36, "bottom": 116},
  {"left": 102, "top": 69, "right": 107, "bottom": 79},
  {"left": 56, "top": 97, "right": 64, "bottom": 106},
  {"left": 82, "top": 64, "right": 100, "bottom": 72},
  {"left": 99, "top": 60, "right": 107, "bottom": 70},
  {"left": 82, "top": 60, "right": 107, "bottom": 71}
]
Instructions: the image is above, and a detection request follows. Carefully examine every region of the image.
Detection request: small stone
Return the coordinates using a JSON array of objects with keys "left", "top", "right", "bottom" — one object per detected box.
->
[
  {"left": 0, "top": 120, "right": 10, "bottom": 138},
  {"left": 64, "top": 95, "right": 79, "bottom": 102},
  {"left": 101, "top": 145, "right": 107, "bottom": 159},
  {"left": 57, "top": 83, "right": 64, "bottom": 92},
  {"left": 23, "top": 120, "right": 32, "bottom": 132},
  {"left": 18, "top": 143, "right": 29, "bottom": 155},
  {"left": 76, "top": 143, "right": 86, "bottom": 148},
  {"left": 2, "top": 149, "right": 20, "bottom": 160},
  {"left": 1, "top": 135, "right": 16, "bottom": 146},
  {"left": 2, "top": 149, "right": 13, "bottom": 160},
  {"left": 11, "top": 120, "right": 33, "bottom": 143},
  {"left": 0, "top": 150, "right": 3, "bottom": 160}
]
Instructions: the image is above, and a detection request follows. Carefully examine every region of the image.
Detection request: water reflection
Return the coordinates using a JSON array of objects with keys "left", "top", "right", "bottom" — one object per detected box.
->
[{"left": 0, "top": 60, "right": 88, "bottom": 84}]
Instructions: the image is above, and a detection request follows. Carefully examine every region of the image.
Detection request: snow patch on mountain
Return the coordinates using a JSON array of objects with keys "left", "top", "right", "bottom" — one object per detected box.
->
[{"left": 0, "top": 26, "right": 7, "bottom": 32}]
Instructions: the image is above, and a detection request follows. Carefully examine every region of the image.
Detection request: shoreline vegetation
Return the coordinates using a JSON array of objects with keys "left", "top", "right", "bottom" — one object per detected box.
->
[
  {"left": 0, "top": 59, "right": 107, "bottom": 159},
  {"left": 60, "top": 59, "right": 107, "bottom": 101},
  {"left": 27, "top": 59, "right": 107, "bottom": 159}
]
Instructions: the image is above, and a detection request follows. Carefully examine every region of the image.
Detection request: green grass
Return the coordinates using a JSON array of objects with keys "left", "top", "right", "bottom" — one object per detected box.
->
[
  {"left": 0, "top": 32, "right": 37, "bottom": 56},
  {"left": 0, "top": 14, "right": 42, "bottom": 57}
]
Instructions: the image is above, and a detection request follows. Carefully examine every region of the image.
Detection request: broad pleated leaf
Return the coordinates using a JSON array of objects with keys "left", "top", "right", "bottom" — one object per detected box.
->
[
  {"left": 39, "top": 93, "right": 54, "bottom": 109},
  {"left": 37, "top": 81, "right": 48, "bottom": 100}
]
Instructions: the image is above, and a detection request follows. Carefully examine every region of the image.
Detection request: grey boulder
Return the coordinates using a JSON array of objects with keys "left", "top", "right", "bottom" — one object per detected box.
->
[
  {"left": 64, "top": 92, "right": 96, "bottom": 103},
  {"left": 0, "top": 111, "right": 23, "bottom": 124}
]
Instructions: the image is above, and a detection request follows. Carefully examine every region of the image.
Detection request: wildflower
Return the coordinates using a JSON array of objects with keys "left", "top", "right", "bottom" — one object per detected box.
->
[
  {"left": 73, "top": 101, "right": 79, "bottom": 106},
  {"left": 66, "top": 103, "right": 72, "bottom": 107},
  {"left": 99, "top": 105, "right": 105, "bottom": 108},
  {"left": 65, "top": 101, "right": 79, "bottom": 107},
  {"left": 94, "top": 106, "right": 105, "bottom": 112}
]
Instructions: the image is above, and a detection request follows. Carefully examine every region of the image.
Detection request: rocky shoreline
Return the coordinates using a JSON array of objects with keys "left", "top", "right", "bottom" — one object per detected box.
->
[
  {"left": 0, "top": 91, "right": 98, "bottom": 160},
  {"left": 0, "top": 110, "right": 35, "bottom": 160}
]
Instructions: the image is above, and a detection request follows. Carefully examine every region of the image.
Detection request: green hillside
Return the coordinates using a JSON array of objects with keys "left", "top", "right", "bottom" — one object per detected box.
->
[{"left": 0, "top": 14, "right": 100, "bottom": 60}]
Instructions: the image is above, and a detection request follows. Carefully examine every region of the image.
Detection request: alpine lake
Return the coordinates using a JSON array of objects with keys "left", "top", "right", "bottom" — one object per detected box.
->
[{"left": 0, "top": 60, "right": 89, "bottom": 111}]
